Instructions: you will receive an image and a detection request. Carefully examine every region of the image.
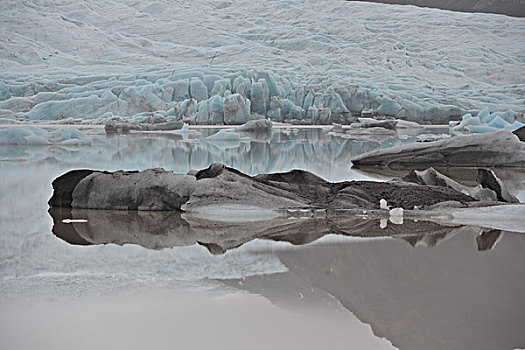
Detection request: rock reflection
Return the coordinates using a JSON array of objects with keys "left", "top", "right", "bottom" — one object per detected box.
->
[
  {"left": 50, "top": 207, "right": 505, "bottom": 255},
  {"left": 476, "top": 229, "right": 503, "bottom": 251},
  {"left": 221, "top": 228, "right": 525, "bottom": 350}
]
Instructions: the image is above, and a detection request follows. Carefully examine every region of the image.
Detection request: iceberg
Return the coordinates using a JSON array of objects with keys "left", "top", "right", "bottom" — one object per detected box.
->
[
  {"left": 452, "top": 109, "right": 524, "bottom": 134},
  {"left": 0, "top": 126, "right": 91, "bottom": 146},
  {"left": 50, "top": 164, "right": 510, "bottom": 214},
  {"left": 352, "top": 130, "right": 525, "bottom": 168}
]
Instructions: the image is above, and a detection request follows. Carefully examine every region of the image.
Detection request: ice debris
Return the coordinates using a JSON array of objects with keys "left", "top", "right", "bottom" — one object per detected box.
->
[
  {"left": 0, "top": 126, "right": 90, "bottom": 145},
  {"left": 237, "top": 119, "right": 272, "bottom": 132},
  {"left": 450, "top": 108, "right": 524, "bottom": 134},
  {"left": 389, "top": 207, "right": 404, "bottom": 225}
]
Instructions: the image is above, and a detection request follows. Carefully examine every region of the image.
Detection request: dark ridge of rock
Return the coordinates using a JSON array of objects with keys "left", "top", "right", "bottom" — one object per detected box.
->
[
  {"left": 348, "top": 0, "right": 525, "bottom": 17},
  {"left": 352, "top": 131, "right": 525, "bottom": 168},
  {"left": 254, "top": 170, "right": 335, "bottom": 205},
  {"left": 402, "top": 167, "right": 519, "bottom": 203},
  {"left": 476, "top": 169, "right": 518, "bottom": 203},
  {"left": 194, "top": 163, "right": 249, "bottom": 180},
  {"left": 48, "top": 169, "right": 96, "bottom": 208},
  {"left": 197, "top": 242, "right": 227, "bottom": 255},
  {"left": 49, "top": 164, "right": 483, "bottom": 213},
  {"left": 513, "top": 125, "right": 525, "bottom": 142},
  {"left": 70, "top": 169, "right": 193, "bottom": 211},
  {"left": 341, "top": 181, "right": 475, "bottom": 209}
]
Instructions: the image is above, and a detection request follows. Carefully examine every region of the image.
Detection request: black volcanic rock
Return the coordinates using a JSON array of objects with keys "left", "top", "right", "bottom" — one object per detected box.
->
[{"left": 49, "top": 164, "right": 477, "bottom": 212}]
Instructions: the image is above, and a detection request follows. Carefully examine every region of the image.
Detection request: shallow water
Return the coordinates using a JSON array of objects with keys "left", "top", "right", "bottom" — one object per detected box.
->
[{"left": 1, "top": 127, "right": 524, "bottom": 350}]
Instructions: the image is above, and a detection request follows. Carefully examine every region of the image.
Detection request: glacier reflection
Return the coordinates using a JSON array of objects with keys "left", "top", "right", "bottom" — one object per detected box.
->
[{"left": 0, "top": 128, "right": 408, "bottom": 182}]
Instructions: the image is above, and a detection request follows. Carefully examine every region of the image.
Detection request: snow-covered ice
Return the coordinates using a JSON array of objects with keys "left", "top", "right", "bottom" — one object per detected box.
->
[{"left": 0, "top": 0, "right": 524, "bottom": 125}]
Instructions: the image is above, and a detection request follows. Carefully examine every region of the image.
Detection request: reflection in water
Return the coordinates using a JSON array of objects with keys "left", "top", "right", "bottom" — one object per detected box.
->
[
  {"left": 3, "top": 128, "right": 525, "bottom": 350},
  {"left": 221, "top": 229, "right": 525, "bottom": 350},
  {"left": 476, "top": 229, "right": 502, "bottom": 251},
  {"left": 1, "top": 129, "right": 407, "bottom": 182},
  {"left": 50, "top": 207, "right": 506, "bottom": 255}
]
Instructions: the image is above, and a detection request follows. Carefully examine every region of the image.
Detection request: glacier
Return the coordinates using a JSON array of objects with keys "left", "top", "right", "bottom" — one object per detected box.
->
[{"left": 0, "top": 0, "right": 524, "bottom": 126}]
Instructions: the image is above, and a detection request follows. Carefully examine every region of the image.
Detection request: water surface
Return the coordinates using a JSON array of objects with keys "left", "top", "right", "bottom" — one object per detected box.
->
[{"left": 1, "top": 127, "right": 524, "bottom": 350}]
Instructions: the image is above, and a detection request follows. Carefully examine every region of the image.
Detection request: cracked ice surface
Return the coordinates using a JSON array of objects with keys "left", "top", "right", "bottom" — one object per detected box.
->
[{"left": 0, "top": 0, "right": 524, "bottom": 124}]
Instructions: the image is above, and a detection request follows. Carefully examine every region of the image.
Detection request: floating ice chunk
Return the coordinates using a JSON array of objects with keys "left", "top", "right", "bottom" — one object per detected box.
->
[
  {"left": 395, "top": 119, "right": 422, "bottom": 129},
  {"left": 451, "top": 109, "right": 521, "bottom": 134},
  {"left": 379, "top": 199, "right": 389, "bottom": 210},
  {"left": 0, "top": 126, "right": 90, "bottom": 145},
  {"left": 477, "top": 108, "right": 492, "bottom": 124},
  {"left": 416, "top": 133, "right": 451, "bottom": 142},
  {"left": 389, "top": 207, "right": 404, "bottom": 225},
  {"left": 452, "top": 113, "right": 480, "bottom": 131},
  {"left": 237, "top": 119, "right": 272, "bottom": 132},
  {"left": 0, "top": 126, "right": 49, "bottom": 145},
  {"left": 487, "top": 111, "right": 516, "bottom": 124},
  {"left": 506, "top": 121, "right": 525, "bottom": 131},
  {"left": 62, "top": 219, "right": 88, "bottom": 223},
  {"left": 487, "top": 116, "right": 511, "bottom": 129},
  {"left": 465, "top": 125, "right": 499, "bottom": 133},
  {"left": 379, "top": 218, "right": 388, "bottom": 229}
]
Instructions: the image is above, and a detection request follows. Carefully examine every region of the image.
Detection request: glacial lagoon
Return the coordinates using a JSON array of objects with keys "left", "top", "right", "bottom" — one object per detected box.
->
[{"left": 1, "top": 127, "right": 525, "bottom": 350}]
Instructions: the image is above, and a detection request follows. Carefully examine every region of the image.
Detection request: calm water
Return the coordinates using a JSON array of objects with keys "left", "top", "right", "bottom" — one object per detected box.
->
[{"left": 1, "top": 127, "right": 524, "bottom": 350}]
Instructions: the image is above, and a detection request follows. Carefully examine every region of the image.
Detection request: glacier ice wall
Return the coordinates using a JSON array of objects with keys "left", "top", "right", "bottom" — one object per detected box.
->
[{"left": 0, "top": 0, "right": 524, "bottom": 124}]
